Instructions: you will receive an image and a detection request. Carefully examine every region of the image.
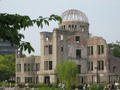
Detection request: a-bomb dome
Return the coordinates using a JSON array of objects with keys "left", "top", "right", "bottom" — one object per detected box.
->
[{"left": 61, "top": 9, "right": 88, "bottom": 23}]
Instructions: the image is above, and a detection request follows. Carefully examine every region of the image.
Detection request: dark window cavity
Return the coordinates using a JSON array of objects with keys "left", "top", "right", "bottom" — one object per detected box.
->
[
  {"left": 78, "top": 65, "right": 81, "bottom": 73},
  {"left": 87, "top": 46, "right": 93, "bottom": 56},
  {"left": 44, "top": 45, "right": 52, "bottom": 55},
  {"left": 98, "top": 45, "right": 104, "bottom": 55},
  {"left": 98, "top": 60, "right": 104, "bottom": 70},
  {"left": 36, "top": 63, "right": 40, "bottom": 71},
  {"left": 25, "top": 77, "right": 33, "bottom": 83},
  {"left": 76, "top": 36, "right": 80, "bottom": 43},
  {"left": 76, "top": 49, "right": 81, "bottom": 59},
  {"left": 88, "top": 61, "right": 93, "bottom": 71},
  {"left": 49, "top": 61, "right": 52, "bottom": 70},
  {"left": 17, "top": 64, "right": 21, "bottom": 72},
  {"left": 61, "top": 46, "right": 63, "bottom": 52},
  {"left": 44, "top": 61, "right": 53, "bottom": 70}
]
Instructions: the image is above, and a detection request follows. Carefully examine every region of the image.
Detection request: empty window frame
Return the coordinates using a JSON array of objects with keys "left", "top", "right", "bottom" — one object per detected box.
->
[
  {"left": 76, "top": 49, "right": 81, "bottom": 59},
  {"left": 24, "top": 63, "right": 33, "bottom": 72},
  {"left": 75, "top": 36, "right": 80, "bottom": 43},
  {"left": 75, "top": 25, "right": 77, "bottom": 29},
  {"left": 98, "top": 60, "right": 104, "bottom": 70},
  {"left": 88, "top": 61, "right": 93, "bottom": 71},
  {"left": 44, "top": 46, "right": 49, "bottom": 55},
  {"left": 97, "top": 45, "right": 104, "bottom": 55},
  {"left": 63, "top": 25, "right": 65, "bottom": 29},
  {"left": 61, "top": 46, "right": 63, "bottom": 52},
  {"left": 72, "top": 25, "right": 74, "bottom": 28},
  {"left": 87, "top": 46, "right": 93, "bottom": 56},
  {"left": 49, "top": 61, "right": 52, "bottom": 70},
  {"left": 68, "top": 25, "right": 71, "bottom": 29},
  {"left": 25, "top": 77, "right": 33, "bottom": 83},
  {"left": 17, "top": 64, "right": 21, "bottom": 72},
  {"left": 36, "top": 77, "right": 39, "bottom": 83},
  {"left": 45, "top": 36, "right": 49, "bottom": 41},
  {"left": 17, "top": 77, "right": 21, "bottom": 83},
  {"left": 78, "top": 65, "right": 81, "bottom": 73},
  {"left": 44, "top": 61, "right": 49, "bottom": 70},
  {"left": 36, "top": 63, "right": 40, "bottom": 71},
  {"left": 24, "top": 64, "right": 27, "bottom": 71},
  {"left": 60, "top": 35, "right": 63, "bottom": 40},
  {"left": 49, "top": 45, "right": 52, "bottom": 54},
  {"left": 113, "top": 66, "right": 116, "bottom": 73},
  {"left": 44, "top": 61, "right": 53, "bottom": 70},
  {"left": 44, "top": 45, "right": 52, "bottom": 55}
]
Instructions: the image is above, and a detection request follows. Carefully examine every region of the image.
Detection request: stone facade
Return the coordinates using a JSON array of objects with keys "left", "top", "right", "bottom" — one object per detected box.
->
[{"left": 16, "top": 9, "right": 120, "bottom": 84}]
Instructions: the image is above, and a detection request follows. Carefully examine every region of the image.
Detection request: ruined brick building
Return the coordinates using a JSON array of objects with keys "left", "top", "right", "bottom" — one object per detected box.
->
[{"left": 16, "top": 9, "right": 120, "bottom": 84}]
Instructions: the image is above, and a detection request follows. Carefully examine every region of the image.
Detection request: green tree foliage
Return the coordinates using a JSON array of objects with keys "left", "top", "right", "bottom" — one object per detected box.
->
[
  {"left": 108, "top": 42, "right": 120, "bottom": 58},
  {"left": 0, "top": 13, "right": 62, "bottom": 53},
  {"left": 29, "top": 55, "right": 39, "bottom": 58},
  {"left": 56, "top": 60, "right": 78, "bottom": 89},
  {"left": 0, "top": 55, "right": 15, "bottom": 81}
]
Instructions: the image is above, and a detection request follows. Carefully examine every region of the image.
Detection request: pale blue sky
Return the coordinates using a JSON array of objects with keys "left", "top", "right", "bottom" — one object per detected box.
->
[{"left": 0, "top": 0, "right": 120, "bottom": 56}]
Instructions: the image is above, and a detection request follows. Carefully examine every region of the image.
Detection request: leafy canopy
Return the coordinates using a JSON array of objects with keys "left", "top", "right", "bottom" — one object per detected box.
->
[
  {"left": 0, "top": 13, "right": 62, "bottom": 53},
  {"left": 56, "top": 60, "right": 78, "bottom": 89},
  {"left": 108, "top": 42, "right": 120, "bottom": 58},
  {"left": 0, "top": 55, "right": 15, "bottom": 81}
]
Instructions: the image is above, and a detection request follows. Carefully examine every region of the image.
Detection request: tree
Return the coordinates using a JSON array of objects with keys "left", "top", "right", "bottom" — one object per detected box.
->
[
  {"left": 108, "top": 42, "right": 120, "bottom": 58},
  {"left": 0, "top": 55, "right": 15, "bottom": 81},
  {"left": 0, "top": 13, "right": 62, "bottom": 53},
  {"left": 56, "top": 60, "right": 78, "bottom": 89},
  {"left": 29, "top": 55, "right": 39, "bottom": 58}
]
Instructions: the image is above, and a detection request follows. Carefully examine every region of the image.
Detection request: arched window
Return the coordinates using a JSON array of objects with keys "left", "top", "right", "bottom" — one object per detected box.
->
[
  {"left": 75, "top": 25, "right": 77, "bottom": 29},
  {"left": 72, "top": 25, "right": 74, "bottom": 28},
  {"left": 68, "top": 25, "right": 71, "bottom": 29}
]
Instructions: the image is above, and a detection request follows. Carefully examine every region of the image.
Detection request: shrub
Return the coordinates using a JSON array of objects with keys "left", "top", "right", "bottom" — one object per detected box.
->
[
  {"left": 28, "top": 83, "right": 48, "bottom": 88},
  {"left": 89, "top": 83, "right": 106, "bottom": 90},
  {"left": 11, "top": 83, "right": 15, "bottom": 87},
  {"left": 0, "top": 82, "right": 5, "bottom": 87},
  {"left": 37, "top": 87, "right": 63, "bottom": 90},
  {"left": 17, "top": 83, "right": 25, "bottom": 88},
  {"left": 51, "top": 83, "right": 57, "bottom": 88}
]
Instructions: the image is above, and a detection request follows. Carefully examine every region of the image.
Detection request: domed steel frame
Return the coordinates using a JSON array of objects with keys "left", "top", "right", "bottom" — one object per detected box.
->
[{"left": 61, "top": 9, "right": 88, "bottom": 23}]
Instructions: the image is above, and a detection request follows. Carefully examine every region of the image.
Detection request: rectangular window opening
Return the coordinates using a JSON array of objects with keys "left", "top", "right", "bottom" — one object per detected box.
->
[
  {"left": 36, "top": 63, "right": 40, "bottom": 71},
  {"left": 44, "top": 61, "right": 52, "bottom": 70},
  {"left": 61, "top": 46, "right": 63, "bottom": 52},
  {"left": 60, "top": 35, "right": 63, "bottom": 40},
  {"left": 76, "top": 36, "right": 80, "bottom": 43},
  {"left": 45, "top": 36, "right": 49, "bottom": 41},
  {"left": 87, "top": 46, "right": 93, "bottom": 56},
  {"left": 76, "top": 49, "right": 81, "bottom": 59},
  {"left": 44, "top": 46, "right": 49, "bottom": 55},
  {"left": 98, "top": 60, "right": 104, "bottom": 70},
  {"left": 49, "top": 61, "right": 52, "bottom": 70},
  {"left": 44, "top": 61, "right": 48, "bottom": 70},
  {"left": 78, "top": 65, "right": 81, "bottom": 73},
  {"left": 17, "top": 64, "right": 21, "bottom": 72},
  {"left": 98, "top": 45, "right": 104, "bottom": 55},
  {"left": 49, "top": 45, "right": 52, "bottom": 54},
  {"left": 25, "top": 77, "right": 33, "bottom": 83},
  {"left": 88, "top": 61, "right": 93, "bottom": 71},
  {"left": 44, "top": 45, "right": 52, "bottom": 55}
]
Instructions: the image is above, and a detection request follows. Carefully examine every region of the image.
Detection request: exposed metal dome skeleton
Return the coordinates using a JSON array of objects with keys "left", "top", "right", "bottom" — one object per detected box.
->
[{"left": 61, "top": 9, "right": 88, "bottom": 23}]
